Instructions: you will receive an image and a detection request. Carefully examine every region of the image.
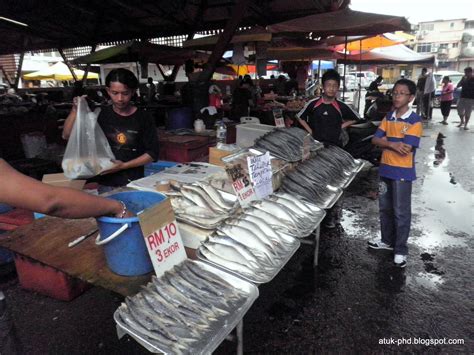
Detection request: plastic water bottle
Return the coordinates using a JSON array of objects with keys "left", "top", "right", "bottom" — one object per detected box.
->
[{"left": 216, "top": 120, "right": 227, "bottom": 145}]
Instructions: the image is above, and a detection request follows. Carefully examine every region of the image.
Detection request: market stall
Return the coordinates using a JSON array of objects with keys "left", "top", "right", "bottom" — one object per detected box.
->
[{"left": 0, "top": 122, "right": 365, "bottom": 353}]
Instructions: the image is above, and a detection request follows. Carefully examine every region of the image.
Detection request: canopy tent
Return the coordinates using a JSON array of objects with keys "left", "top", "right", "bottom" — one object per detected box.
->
[
  {"left": 23, "top": 61, "right": 99, "bottom": 81},
  {"left": 336, "top": 44, "right": 436, "bottom": 65},
  {"left": 72, "top": 41, "right": 209, "bottom": 66},
  {"left": 267, "top": 8, "right": 411, "bottom": 37},
  {"left": 0, "top": 0, "right": 350, "bottom": 55},
  {"left": 330, "top": 33, "right": 407, "bottom": 52},
  {"left": 182, "top": 27, "right": 272, "bottom": 50}
]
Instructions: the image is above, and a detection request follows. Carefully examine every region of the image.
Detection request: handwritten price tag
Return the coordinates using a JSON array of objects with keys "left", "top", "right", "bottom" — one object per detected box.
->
[
  {"left": 225, "top": 162, "right": 257, "bottom": 206},
  {"left": 138, "top": 198, "right": 186, "bottom": 277}
]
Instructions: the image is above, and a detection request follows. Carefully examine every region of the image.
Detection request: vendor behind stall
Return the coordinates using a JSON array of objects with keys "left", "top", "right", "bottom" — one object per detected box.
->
[
  {"left": 62, "top": 69, "right": 159, "bottom": 192},
  {"left": 296, "top": 69, "right": 360, "bottom": 228}
]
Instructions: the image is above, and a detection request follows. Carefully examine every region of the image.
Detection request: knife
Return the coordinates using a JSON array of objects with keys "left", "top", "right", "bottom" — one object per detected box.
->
[{"left": 68, "top": 228, "right": 98, "bottom": 248}]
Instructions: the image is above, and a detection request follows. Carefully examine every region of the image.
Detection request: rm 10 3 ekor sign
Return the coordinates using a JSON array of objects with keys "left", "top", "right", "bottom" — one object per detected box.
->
[{"left": 138, "top": 198, "right": 186, "bottom": 277}]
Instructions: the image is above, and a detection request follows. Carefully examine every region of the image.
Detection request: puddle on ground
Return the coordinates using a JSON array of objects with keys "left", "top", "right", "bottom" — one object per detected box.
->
[
  {"left": 412, "top": 139, "right": 473, "bottom": 250},
  {"left": 340, "top": 208, "right": 377, "bottom": 240},
  {"left": 407, "top": 272, "right": 444, "bottom": 290}
]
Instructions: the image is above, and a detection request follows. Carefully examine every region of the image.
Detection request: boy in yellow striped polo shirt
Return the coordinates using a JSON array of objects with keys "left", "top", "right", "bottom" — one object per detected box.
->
[{"left": 368, "top": 79, "right": 423, "bottom": 268}]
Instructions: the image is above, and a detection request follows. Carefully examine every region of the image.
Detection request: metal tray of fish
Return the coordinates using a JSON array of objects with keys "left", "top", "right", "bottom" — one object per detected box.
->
[
  {"left": 352, "top": 159, "right": 366, "bottom": 174},
  {"left": 196, "top": 234, "right": 301, "bottom": 285},
  {"left": 114, "top": 260, "right": 259, "bottom": 355},
  {"left": 310, "top": 185, "right": 343, "bottom": 209},
  {"left": 340, "top": 170, "right": 359, "bottom": 190}
]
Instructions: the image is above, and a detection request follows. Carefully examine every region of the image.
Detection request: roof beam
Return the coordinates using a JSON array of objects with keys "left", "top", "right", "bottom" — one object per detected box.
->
[{"left": 198, "top": 0, "right": 252, "bottom": 82}]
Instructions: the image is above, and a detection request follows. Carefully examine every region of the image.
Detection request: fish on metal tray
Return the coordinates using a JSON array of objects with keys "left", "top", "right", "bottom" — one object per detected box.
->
[
  {"left": 117, "top": 304, "right": 186, "bottom": 354},
  {"left": 217, "top": 224, "right": 276, "bottom": 260},
  {"left": 199, "top": 245, "right": 267, "bottom": 282}
]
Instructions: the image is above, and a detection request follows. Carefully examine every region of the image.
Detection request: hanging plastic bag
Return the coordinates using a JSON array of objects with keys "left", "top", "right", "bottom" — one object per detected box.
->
[{"left": 62, "top": 97, "right": 115, "bottom": 179}]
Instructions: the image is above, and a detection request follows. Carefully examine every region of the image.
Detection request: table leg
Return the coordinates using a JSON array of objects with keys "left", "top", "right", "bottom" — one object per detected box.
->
[
  {"left": 237, "top": 320, "right": 243, "bottom": 355},
  {"left": 313, "top": 226, "right": 320, "bottom": 268}
]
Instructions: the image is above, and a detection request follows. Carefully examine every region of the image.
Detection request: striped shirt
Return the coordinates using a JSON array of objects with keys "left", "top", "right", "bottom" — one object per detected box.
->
[{"left": 374, "top": 110, "right": 423, "bottom": 181}]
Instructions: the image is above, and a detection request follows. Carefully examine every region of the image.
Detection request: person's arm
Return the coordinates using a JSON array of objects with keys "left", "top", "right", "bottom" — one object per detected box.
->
[
  {"left": 372, "top": 136, "right": 412, "bottom": 155},
  {"left": 296, "top": 100, "right": 314, "bottom": 135},
  {"left": 62, "top": 107, "right": 77, "bottom": 140},
  {"left": 62, "top": 96, "right": 84, "bottom": 140},
  {"left": 0, "top": 159, "right": 132, "bottom": 218},
  {"left": 340, "top": 101, "right": 361, "bottom": 128},
  {"left": 456, "top": 77, "right": 465, "bottom": 88},
  {"left": 371, "top": 118, "right": 412, "bottom": 155},
  {"left": 100, "top": 153, "right": 154, "bottom": 175}
]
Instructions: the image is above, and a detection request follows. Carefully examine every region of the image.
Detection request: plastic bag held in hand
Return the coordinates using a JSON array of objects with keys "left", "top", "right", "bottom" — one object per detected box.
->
[{"left": 62, "top": 97, "right": 115, "bottom": 179}]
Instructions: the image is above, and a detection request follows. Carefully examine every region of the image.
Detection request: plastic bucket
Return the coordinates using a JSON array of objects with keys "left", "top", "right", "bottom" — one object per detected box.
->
[
  {"left": 95, "top": 191, "right": 166, "bottom": 276},
  {"left": 166, "top": 107, "right": 193, "bottom": 130}
]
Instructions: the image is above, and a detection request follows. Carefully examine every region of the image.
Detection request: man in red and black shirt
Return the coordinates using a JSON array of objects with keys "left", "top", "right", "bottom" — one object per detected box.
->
[
  {"left": 296, "top": 70, "right": 360, "bottom": 229},
  {"left": 297, "top": 69, "right": 360, "bottom": 147}
]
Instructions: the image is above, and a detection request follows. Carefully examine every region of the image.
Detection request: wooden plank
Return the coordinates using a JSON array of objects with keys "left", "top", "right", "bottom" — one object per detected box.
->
[{"left": 0, "top": 216, "right": 150, "bottom": 296}]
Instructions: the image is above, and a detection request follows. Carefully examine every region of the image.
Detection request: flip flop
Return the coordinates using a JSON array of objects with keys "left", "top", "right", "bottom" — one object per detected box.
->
[{"left": 464, "top": 127, "right": 469, "bottom": 130}]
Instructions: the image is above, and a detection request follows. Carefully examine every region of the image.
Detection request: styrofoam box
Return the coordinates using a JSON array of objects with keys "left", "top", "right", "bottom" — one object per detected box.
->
[{"left": 236, "top": 123, "right": 275, "bottom": 148}]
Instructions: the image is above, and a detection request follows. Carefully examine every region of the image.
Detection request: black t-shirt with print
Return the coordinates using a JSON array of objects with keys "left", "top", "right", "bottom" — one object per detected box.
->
[
  {"left": 298, "top": 98, "right": 359, "bottom": 146},
  {"left": 93, "top": 105, "right": 159, "bottom": 187}
]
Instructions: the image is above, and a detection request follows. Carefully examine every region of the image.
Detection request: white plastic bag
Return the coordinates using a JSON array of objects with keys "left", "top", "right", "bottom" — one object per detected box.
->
[{"left": 62, "top": 97, "right": 115, "bottom": 179}]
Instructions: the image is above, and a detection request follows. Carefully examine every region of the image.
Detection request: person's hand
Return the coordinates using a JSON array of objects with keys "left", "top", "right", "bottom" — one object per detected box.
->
[
  {"left": 390, "top": 142, "right": 412, "bottom": 155},
  {"left": 72, "top": 95, "right": 87, "bottom": 110},
  {"left": 114, "top": 209, "right": 135, "bottom": 218},
  {"left": 100, "top": 160, "right": 126, "bottom": 175}
]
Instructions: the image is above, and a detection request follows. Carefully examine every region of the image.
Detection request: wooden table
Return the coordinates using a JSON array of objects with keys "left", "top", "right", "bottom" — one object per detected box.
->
[{"left": 0, "top": 216, "right": 150, "bottom": 296}]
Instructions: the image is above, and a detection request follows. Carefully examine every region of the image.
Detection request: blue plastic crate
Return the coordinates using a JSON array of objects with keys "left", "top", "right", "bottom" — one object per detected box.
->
[{"left": 144, "top": 161, "right": 178, "bottom": 177}]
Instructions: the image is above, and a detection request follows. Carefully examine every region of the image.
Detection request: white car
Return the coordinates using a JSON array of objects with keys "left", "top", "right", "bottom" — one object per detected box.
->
[
  {"left": 340, "top": 74, "right": 358, "bottom": 91},
  {"left": 349, "top": 71, "right": 377, "bottom": 88}
]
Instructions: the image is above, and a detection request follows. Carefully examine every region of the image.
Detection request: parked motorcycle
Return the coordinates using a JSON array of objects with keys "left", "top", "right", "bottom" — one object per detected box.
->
[{"left": 344, "top": 94, "right": 392, "bottom": 166}]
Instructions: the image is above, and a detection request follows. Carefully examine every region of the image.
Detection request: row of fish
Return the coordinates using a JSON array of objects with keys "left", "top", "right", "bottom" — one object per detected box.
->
[
  {"left": 198, "top": 192, "right": 324, "bottom": 283},
  {"left": 280, "top": 146, "right": 359, "bottom": 206},
  {"left": 116, "top": 260, "right": 250, "bottom": 354},
  {"left": 254, "top": 127, "right": 323, "bottom": 162}
]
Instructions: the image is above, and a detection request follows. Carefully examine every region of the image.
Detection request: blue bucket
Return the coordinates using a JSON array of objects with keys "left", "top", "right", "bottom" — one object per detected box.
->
[{"left": 96, "top": 191, "right": 166, "bottom": 276}]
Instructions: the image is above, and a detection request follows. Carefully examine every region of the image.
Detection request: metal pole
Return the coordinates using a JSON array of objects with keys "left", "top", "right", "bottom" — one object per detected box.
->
[
  {"left": 13, "top": 51, "right": 25, "bottom": 90},
  {"left": 357, "top": 40, "right": 362, "bottom": 111},
  {"left": 82, "top": 44, "right": 97, "bottom": 82},
  {"left": 313, "top": 226, "right": 320, "bottom": 267},
  {"left": 236, "top": 320, "right": 243, "bottom": 355},
  {"left": 342, "top": 35, "right": 347, "bottom": 102},
  {"left": 58, "top": 48, "right": 78, "bottom": 82}
]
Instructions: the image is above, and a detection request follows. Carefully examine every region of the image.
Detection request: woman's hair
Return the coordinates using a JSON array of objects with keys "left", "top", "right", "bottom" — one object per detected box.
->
[
  {"left": 105, "top": 68, "right": 139, "bottom": 90},
  {"left": 443, "top": 76, "right": 450, "bottom": 82}
]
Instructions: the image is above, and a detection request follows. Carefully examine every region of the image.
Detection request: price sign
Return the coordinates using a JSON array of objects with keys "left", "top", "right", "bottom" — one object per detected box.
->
[
  {"left": 247, "top": 152, "right": 273, "bottom": 199},
  {"left": 225, "top": 162, "right": 257, "bottom": 206},
  {"left": 273, "top": 108, "right": 285, "bottom": 127},
  {"left": 302, "top": 133, "right": 312, "bottom": 161},
  {"left": 138, "top": 198, "right": 187, "bottom": 277}
]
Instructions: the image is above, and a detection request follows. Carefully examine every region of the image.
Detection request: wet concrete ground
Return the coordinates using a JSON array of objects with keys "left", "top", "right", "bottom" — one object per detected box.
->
[{"left": 1, "top": 109, "right": 473, "bottom": 354}]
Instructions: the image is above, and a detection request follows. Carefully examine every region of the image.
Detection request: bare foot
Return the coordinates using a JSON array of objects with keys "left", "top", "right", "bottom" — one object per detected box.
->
[{"left": 457, "top": 123, "right": 464, "bottom": 127}]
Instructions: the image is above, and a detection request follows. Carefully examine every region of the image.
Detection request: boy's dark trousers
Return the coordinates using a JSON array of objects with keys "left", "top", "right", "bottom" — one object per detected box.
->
[{"left": 378, "top": 177, "right": 412, "bottom": 255}]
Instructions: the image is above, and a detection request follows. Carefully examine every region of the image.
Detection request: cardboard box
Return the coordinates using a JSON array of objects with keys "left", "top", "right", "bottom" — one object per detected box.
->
[
  {"left": 42, "top": 173, "right": 86, "bottom": 190},
  {"left": 209, "top": 147, "right": 234, "bottom": 166}
]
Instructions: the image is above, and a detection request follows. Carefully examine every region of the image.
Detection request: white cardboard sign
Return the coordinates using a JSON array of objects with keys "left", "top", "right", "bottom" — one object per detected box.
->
[
  {"left": 247, "top": 152, "right": 273, "bottom": 199},
  {"left": 139, "top": 198, "right": 187, "bottom": 277}
]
